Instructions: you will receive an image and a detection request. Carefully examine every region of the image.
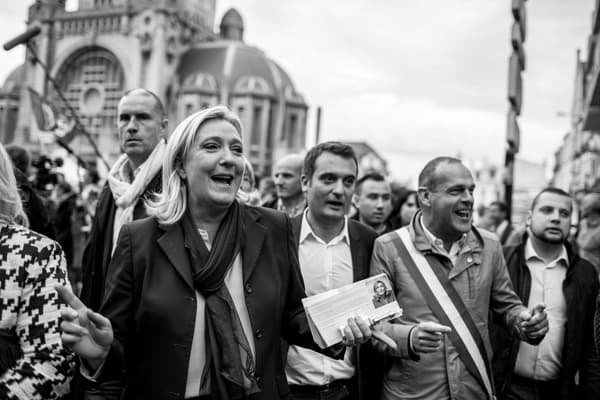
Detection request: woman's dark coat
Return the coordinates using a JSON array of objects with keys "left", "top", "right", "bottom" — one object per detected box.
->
[{"left": 97, "top": 205, "right": 323, "bottom": 400}]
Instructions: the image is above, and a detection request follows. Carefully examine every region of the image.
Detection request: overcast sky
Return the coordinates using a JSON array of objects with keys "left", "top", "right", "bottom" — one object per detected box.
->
[{"left": 0, "top": 1, "right": 595, "bottom": 182}]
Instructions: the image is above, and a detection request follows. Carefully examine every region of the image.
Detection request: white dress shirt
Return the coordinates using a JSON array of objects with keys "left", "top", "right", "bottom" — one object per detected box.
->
[
  {"left": 285, "top": 210, "right": 355, "bottom": 385},
  {"left": 514, "top": 238, "right": 568, "bottom": 381}
]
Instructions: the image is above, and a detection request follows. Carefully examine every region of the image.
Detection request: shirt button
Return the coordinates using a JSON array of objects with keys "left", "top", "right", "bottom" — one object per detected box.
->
[
  {"left": 255, "top": 329, "right": 263, "bottom": 339},
  {"left": 245, "top": 284, "right": 253, "bottom": 294}
]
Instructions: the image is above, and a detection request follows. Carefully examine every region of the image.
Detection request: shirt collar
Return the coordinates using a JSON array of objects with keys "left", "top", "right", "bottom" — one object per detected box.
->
[
  {"left": 524, "top": 237, "right": 569, "bottom": 268},
  {"left": 420, "top": 215, "right": 467, "bottom": 252},
  {"left": 299, "top": 208, "right": 350, "bottom": 245}
]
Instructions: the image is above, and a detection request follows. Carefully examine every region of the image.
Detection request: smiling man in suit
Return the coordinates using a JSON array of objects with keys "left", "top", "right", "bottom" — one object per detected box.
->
[{"left": 285, "top": 141, "right": 381, "bottom": 400}]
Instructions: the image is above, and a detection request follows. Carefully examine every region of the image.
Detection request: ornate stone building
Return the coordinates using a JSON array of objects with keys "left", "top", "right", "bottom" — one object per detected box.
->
[
  {"left": 0, "top": 0, "right": 308, "bottom": 176},
  {"left": 552, "top": 3, "right": 600, "bottom": 193}
]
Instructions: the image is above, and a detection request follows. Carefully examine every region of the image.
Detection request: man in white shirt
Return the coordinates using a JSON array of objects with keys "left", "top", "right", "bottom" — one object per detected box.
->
[
  {"left": 492, "top": 187, "right": 600, "bottom": 400},
  {"left": 286, "top": 141, "right": 380, "bottom": 400}
]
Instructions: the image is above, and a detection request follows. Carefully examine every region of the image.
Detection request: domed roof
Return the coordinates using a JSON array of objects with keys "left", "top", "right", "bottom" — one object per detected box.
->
[
  {"left": 2, "top": 64, "right": 25, "bottom": 94},
  {"left": 177, "top": 41, "right": 306, "bottom": 105}
]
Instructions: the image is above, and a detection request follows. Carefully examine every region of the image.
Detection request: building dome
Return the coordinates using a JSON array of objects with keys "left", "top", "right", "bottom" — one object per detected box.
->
[
  {"left": 173, "top": 8, "right": 308, "bottom": 177},
  {"left": 2, "top": 64, "right": 25, "bottom": 94},
  {"left": 177, "top": 41, "right": 305, "bottom": 105}
]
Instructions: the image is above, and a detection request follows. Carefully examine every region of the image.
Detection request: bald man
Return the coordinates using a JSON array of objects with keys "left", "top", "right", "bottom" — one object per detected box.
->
[
  {"left": 370, "top": 156, "right": 548, "bottom": 400},
  {"left": 76, "top": 88, "right": 169, "bottom": 399},
  {"left": 81, "top": 88, "right": 168, "bottom": 312},
  {"left": 267, "top": 153, "right": 306, "bottom": 217}
]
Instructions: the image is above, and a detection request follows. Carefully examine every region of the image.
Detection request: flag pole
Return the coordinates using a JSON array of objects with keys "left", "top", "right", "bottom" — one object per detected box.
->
[{"left": 26, "top": 42, "right": 110, "bottom": 169}]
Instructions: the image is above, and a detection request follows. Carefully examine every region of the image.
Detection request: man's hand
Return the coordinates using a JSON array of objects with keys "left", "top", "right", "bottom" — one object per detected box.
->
[
  {"left": 518, "top": 303, "right": 548, "bottom": 341},
  {"left": 410, "top": 321, "right": 451, "bottom": 354},
  {"left": 340, "top": 316, "right": 373, "bottom": 347},
  {"left": 56, "top": 285, "right": 114, "bottom": 369}
]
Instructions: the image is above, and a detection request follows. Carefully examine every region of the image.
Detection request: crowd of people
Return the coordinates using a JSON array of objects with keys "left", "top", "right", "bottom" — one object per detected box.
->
[
  {"left": 0, "top": 87, "right": 599, "bottom": 400},
  {"left": 3, "top": 144, "right": 102, "bottom": 294}
]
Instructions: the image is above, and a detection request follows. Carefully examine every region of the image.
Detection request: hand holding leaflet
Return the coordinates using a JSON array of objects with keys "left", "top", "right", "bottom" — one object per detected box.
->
[{"left": 303, "top": 274, "right": 402, "bottom": 348}]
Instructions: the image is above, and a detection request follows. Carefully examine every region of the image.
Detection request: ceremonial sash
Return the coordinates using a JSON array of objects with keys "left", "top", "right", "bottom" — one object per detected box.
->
[{"left": 391, "top": 227, "right": 495, "bottom": 400}]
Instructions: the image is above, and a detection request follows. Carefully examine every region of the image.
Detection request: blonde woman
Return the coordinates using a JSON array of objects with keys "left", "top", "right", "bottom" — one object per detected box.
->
[
  {"left": 0, "top": 143, "right": 74, "bottom": 399},
  {"left": 57, "top": 106, "right": 371, "bottom": 400},
  {"left": 238, "top": 157, "right": 261, "bottom": 206}
]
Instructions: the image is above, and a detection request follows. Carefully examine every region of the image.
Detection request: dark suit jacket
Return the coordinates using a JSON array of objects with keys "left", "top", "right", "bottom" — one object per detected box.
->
[
  {"left": 97, "top": 205, "right": 320, "bottom": 400},
  {"left": 80, "top": 174, "right": 161, "bottom": 312},
  {"left": 290, "top": 215, "right": 382, "bottom": 400}
]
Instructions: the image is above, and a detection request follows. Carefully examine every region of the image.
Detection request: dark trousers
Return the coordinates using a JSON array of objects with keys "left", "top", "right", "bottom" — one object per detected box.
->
[
  {"left": 505, "top": 375, "right": 561, "bottom": 400},
  {"left": 288, "top": 379, "right": 353, "bottom": 400}
]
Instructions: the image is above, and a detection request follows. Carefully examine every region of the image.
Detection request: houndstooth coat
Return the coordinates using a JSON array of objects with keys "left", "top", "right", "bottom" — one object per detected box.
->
[{"left": 0, "top": 223, "right": 75, "bottom": 399}]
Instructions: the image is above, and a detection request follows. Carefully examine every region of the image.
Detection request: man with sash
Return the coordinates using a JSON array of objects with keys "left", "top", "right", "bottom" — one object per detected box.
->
[
  {"left": 492, "top": 188, "right": 600, "bottom": 399},
  {"left": 369, "top": 156, "right": 549, "bottom": 400}
]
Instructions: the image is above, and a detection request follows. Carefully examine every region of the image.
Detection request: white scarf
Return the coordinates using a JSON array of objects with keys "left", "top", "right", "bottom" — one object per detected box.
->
[{"left": 107, "top": 139, "right": 166, "bottom": 250}]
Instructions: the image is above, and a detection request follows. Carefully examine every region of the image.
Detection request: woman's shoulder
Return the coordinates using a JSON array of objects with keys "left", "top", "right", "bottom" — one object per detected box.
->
[
  {"left": 243, "top": 204, "right": 288, "bottom": 227},
  {"left": 0, "top": 224, "right": 60, "bottom": 254},
  {"left": 126, "top": 215, "right": 160, "bottom": 231}
]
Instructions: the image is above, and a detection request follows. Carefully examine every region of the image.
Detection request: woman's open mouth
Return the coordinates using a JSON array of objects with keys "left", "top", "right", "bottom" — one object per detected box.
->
[{"left": 211, "top": 174, "right": 234, "bottom": 186}]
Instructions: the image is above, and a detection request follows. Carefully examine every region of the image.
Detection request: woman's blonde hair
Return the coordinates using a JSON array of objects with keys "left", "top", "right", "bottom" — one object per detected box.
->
[
  {"left": 0, "top": 143, "right": 28, "bottom": 226},
  {"left": 242, "top": 156, "right": 256, "bottom": 190},
  {"left": 146, "top": 105, "right": 243, "bottom": 225}
]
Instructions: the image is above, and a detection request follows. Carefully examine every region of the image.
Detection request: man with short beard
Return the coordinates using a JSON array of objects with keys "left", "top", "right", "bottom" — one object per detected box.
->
[{"left": 492, "top": 187, "right": 600, "bottom": 400}]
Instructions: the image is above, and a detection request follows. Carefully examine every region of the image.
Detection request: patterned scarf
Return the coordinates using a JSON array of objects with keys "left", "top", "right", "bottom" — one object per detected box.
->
[
  {"left": 181, "top": 201, "right": 259, "bottom": 399},
  {"left": 107, "top": 139, "right": 166, "bottom": 250}
]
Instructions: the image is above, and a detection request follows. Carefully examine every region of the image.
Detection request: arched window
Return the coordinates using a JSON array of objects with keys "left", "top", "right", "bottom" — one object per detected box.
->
[
  {"left": 251, "top": 106, "right": 262, "bottom": 146},
  {"left": 52, "top": 46, "right": 125, "bottom": 154}
]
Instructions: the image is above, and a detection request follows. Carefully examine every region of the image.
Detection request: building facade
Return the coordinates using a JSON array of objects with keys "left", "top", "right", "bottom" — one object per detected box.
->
[
  {"left": 552, "top": 5, "right": 600, "bottom": 193},
  {"left": 473, "top": 158, "right": 546, "bottom": 228},
  {"left": 0, "top": 0, "right": 308, "bottom": 177}
]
